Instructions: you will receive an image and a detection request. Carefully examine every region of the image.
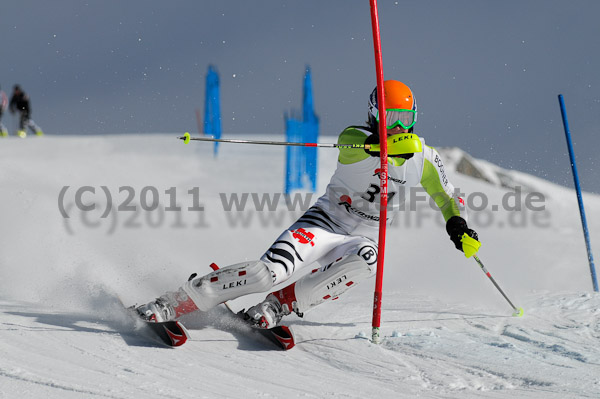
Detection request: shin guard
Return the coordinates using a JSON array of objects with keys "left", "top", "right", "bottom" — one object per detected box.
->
[
  {"left": 271, "top": 254, "right": 372, "bottom": 315},
  {"left": 182, "top": 260, "right": 273, "bottom": 311}
]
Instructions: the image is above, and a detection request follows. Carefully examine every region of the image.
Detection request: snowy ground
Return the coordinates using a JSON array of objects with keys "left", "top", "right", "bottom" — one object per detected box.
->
[{"left": 1, "top": 134, "right": 599, "bottom": 398}]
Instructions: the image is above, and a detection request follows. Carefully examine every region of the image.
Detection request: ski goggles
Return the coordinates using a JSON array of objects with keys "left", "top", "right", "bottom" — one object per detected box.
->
[{"left": 375, "top": 109, "right": 417, "bottom": 130}]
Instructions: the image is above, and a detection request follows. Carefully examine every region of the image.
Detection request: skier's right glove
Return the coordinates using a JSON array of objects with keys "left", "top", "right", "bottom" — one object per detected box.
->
[
  {"left": 445, "top": 216, "right": 479, "bottom": 252},
  {"left": 364, "top": 133, "right": 380, "bottom": 157}
]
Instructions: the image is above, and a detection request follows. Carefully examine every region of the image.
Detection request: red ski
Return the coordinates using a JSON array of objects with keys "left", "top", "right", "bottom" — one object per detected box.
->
[
  {"left": 222, "top": 303, "right": 294, "bottom": 350},
  {"left": 142, "top": 320, "right": 190, "bottom": 347},
  {"left": 124, "top": 303, "right": 190, "bottom": 347},
  {"left": 252, "top": 323, "right": 295, "bottom": 351}
]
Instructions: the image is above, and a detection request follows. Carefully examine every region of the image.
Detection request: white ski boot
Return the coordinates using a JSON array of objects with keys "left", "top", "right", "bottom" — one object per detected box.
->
[{"left": 245, "top": 293, "right": 290, "bottom": 329}]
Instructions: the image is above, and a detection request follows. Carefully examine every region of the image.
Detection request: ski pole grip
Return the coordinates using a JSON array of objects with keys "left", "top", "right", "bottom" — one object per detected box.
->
[{"left": 461, "top": 233, "right": 481, "bottom": 258}]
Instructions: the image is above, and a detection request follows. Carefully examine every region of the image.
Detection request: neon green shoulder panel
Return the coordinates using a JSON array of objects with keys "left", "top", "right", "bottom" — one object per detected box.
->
[
  {"left": 337, "top": 127, "right": 371, "bottom": 164},
  {"left": 421, "top": 147, "right": 461, "bottom": 222}
]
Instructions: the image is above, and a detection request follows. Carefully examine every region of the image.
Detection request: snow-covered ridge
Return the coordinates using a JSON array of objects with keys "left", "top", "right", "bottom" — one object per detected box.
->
[{"left": 439, "top": 147, "right": 547, "bottom": 194}]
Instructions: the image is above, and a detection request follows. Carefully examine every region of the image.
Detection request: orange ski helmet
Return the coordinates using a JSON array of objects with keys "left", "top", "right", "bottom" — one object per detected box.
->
[{"left": 368, "top": 80, "right": 417, "bottom": 131}]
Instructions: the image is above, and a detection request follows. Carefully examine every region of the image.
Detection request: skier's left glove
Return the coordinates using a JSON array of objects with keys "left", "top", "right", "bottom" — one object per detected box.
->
[{"left": 446, "top": 216, "right": 479, "bottom": 252}]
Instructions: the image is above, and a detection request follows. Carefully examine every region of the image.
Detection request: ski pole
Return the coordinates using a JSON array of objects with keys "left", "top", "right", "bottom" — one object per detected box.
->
[
  {"left": 178, "top": 132, "right": 373, "bottom": 150},
  {"left": 461, "top": 234, "right": 523, "bottom": 317},
  {"left": 177, "top": 132, "right": 370, "bottom": 150},
  {"left": 472, "top": 255, "right": 524, "bottom": 317},
  {"left": 178, "top": 132, "right": 424, "bottom": 157}
]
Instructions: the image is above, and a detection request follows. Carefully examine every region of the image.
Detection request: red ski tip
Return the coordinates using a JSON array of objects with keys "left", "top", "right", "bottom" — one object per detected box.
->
[
  {"left": 272, "top": 326, "right": 295, "bottom": 350},
  {"left": 165, "top": 322, "right": 190, "bottom": 347}
]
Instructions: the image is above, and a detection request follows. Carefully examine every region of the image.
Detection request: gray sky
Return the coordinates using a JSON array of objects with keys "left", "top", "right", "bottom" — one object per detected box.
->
[{"left": 2, "top": 1, "right": 599, "bottom": 193}]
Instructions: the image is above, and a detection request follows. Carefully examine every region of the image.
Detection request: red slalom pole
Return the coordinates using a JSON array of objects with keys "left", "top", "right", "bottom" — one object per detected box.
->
[{"left": 369, "top": 0, "right": 388, "bottom": 344}]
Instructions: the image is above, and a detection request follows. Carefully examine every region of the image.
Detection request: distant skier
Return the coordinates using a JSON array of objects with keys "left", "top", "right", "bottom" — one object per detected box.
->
[
  {"left": 9, "top": 85, "right": 44, "bottom": 138},
  {"left": 135, "top": 80, "right": 480, "bottom": 329},
  {"left": 0, "top": 85, "right": 8, "bottom": 137}
]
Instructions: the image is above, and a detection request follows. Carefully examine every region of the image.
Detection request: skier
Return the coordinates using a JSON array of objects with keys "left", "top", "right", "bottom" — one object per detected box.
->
[
  {"left": 9, "top": 85, "right": 44, "bottom": 138},
  {"left": 0, "top": 85, "right": 8, "bottom": 137},
  {"left": 135, "top": 80, "right": 480, "bottom": 329}
]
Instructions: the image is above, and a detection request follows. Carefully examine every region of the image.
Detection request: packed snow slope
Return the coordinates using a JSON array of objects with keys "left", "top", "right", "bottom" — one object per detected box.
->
[{"left": 1, "top": 134, "right": 599, "bottom": 399}]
